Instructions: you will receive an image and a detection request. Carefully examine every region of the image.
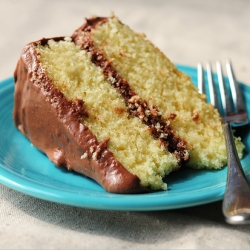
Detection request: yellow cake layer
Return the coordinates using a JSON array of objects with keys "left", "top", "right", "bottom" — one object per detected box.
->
[
  {"left": 36, "top": 38, "right": 180, "bottom": 190},
  {"left": 90, "top": 17, "right": 244, "bottom": 169}
]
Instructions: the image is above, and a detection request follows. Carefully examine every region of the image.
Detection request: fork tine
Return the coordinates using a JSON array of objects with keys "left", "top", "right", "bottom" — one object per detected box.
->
[
  {"left": 216, "top": 61, "right": 233, "bottom": 116},
  {"left": 206, "top": 62, "right": 219, "bottom": 110},
  {"left": 197, "top": 60, "right": 250, "bottom": 224},
  {"left": 226, "top": 60, "right": 246, "bottom": 114},
  {"left": 197, "top": 63, "right": 204, "bottom": 94}
]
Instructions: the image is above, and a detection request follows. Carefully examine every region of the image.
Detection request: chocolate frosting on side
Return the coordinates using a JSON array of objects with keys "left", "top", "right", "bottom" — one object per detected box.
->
[{"left": 13, "top": 39, "right": 147, "bottom": 193}]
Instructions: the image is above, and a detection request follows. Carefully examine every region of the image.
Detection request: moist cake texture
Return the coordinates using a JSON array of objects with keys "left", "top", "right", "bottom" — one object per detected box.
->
[{"left": 13, "top": 15, "right": 245, "bottom": 193}]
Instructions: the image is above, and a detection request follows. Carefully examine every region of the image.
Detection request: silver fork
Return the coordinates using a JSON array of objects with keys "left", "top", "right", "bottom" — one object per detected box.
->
[{"left": 197, "top": 60, "right": 250, "bottom": 224}]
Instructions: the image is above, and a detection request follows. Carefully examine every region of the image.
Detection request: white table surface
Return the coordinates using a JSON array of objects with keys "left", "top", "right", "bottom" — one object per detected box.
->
[{"left": 1, "top": 0, "right": 250, "bottom": 249}]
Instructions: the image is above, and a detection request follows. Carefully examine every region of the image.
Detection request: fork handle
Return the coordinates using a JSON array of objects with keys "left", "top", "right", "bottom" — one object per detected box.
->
[{"left": 222, "top": 122, "right": 250, "bottom": 224}]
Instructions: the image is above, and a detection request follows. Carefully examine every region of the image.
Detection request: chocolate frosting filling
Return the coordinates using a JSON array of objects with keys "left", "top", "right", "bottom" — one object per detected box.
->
[
  {"left": 72, "top": 17, "right": 189, "bottom": 165},
  {"left": 13, "top": 39, "right": 146, "bottom": 193}
]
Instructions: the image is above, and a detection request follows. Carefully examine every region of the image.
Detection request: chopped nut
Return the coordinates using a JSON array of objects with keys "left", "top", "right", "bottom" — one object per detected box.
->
[
  {"left": 183, "top": 150, "right": 189, "bottom": 161},
  {"left": 155, "top": 122, "right": 161, "bottom": 130},
  {"left": 145, "top": 110, "right": 151, "bottom": 117},
  {"left": 108, "top": 75, "right": 116, "bottom": 84},
  {"left": 89, "top": 146, "right": 94, "bottom": 153},
  {"left": 150, "top": 108, "right": 159, "bottom": 116},
  {"left": 160, "top": 133, "right": 168, "bottom": 139},
  {"left": 64, "top": 36, "right": 72, "bottom": 42},
  {"left": 92, "top": 152, "right": 98, "bottom": 160},
  {"left": 80, "top": 152, "right": 88, "bottom": 159},
  {"left": 128, "top": 95, "right": 140, "bottom": 103},
  {"left": 192, "top": 111, "right": 200, "bottom": 121},
  {"left": 168, "top": 113, "right": 177, "bottom": 120}
]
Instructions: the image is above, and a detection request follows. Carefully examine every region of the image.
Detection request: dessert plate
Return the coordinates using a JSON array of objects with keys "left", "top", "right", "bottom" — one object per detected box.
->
[{"left": 0, "top": 65, "right": 250, "bottom": 211}]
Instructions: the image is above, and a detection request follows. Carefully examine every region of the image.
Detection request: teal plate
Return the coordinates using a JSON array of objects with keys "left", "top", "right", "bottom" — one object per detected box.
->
[{"left": 1, "top": 65, "right": 250, "bottom": 211}]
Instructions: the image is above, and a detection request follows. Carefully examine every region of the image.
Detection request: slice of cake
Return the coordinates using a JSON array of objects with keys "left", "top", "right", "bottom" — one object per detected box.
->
[{"left": 13, "top": 15, "right": 244, "bottom": 193}]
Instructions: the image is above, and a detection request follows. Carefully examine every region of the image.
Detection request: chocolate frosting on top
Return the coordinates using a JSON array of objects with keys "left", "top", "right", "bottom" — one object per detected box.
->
[{"left": 13, "top": 38, "right": 146, "bottom": 193}]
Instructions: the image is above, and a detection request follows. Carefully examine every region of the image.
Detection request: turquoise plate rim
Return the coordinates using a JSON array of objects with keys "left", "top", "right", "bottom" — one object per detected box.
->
[{"left": 0, "top": 64, "right": 250, "bottom": 211}]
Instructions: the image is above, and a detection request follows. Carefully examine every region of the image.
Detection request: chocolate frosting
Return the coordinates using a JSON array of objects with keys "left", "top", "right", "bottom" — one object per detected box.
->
[{"left": 13, "top": 39, "right": 146, "bottom": 193}]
